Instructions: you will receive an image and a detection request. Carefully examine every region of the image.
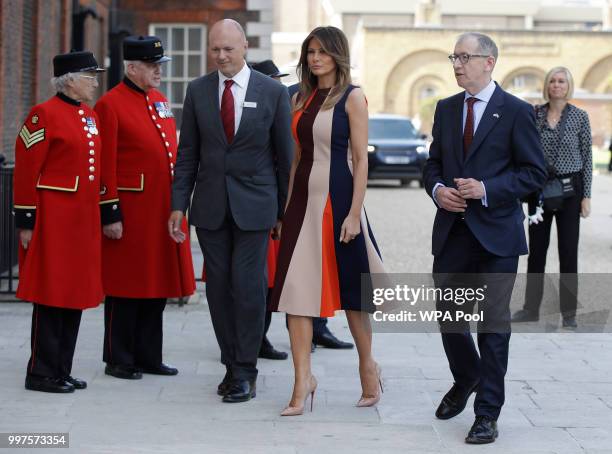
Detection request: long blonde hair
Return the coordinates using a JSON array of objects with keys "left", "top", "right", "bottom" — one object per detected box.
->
[{"left": 295, "top": 26, "right": 351, "bottom": 112}]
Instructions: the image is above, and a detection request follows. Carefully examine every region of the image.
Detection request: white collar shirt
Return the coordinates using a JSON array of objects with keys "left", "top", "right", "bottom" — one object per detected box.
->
[
  {"left": 218, "top": 62, "right": 251, "bottom": 134},
  {"left": 462, "top": 79, "right": 497, "bottom": 133}
]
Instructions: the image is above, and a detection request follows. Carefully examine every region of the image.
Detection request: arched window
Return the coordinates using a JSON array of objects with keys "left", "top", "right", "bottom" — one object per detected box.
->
[
  {"left": 501, "top": 68, "right": 545, "bottom": 95},
  {"left": 419, "top": 86, "right": 438, "bottom": 100}
]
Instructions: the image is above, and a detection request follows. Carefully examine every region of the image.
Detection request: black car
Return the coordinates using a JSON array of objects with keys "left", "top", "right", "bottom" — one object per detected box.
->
[{"left": 367, "top": 114, "right": 429, "bottom": 187}]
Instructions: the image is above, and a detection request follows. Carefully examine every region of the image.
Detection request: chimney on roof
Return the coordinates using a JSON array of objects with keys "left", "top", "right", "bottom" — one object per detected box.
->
[{"left": 415, "top": 0, "right": 441, "bottom": 27}]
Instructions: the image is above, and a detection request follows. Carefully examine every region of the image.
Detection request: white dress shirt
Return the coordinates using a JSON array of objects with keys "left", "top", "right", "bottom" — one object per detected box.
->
[
  {"left": 433, "top": 79, "right": 497, "bottom": 208},
  {"left": 218, "top": 62, "right": 251, "bottom": 135},
  {"left": 462, "top": 79, "right": 496, "bottom": 133}
]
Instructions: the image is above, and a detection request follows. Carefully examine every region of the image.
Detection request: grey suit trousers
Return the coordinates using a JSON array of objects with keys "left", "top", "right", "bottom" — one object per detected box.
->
[{"left": 196, "top": 214, "right": 269, "bottom": 381}]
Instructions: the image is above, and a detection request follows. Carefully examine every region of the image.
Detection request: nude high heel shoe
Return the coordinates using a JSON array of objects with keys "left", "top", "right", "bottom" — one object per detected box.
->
[
  {"left": 356, "top": 363, "right": 383, "bottom": 407},
  {"left": 280, "top": 375, "right": 318, "bottom": 416}
]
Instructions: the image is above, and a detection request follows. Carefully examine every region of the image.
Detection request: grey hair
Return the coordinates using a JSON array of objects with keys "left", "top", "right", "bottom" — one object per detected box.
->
[
  {"left": 123, "top": 60, "right": 147, "bottom": 73},
  {"left": 51, "top": 72, "right": 78, "bottom": 93},
  {"left": 123, "top": 60, "right": 137, "bottom": 74},
  {"left": 457, "top": 32, "right": 498, "bottom": 60}
]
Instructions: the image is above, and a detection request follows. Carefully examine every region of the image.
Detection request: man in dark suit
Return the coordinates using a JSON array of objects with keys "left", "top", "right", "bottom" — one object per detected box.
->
[
  {"left": 169, "top": 19, "right": 293, "bottom": 403},
  {"left": 423, "top": 32, "right": 547, "bottom": 443}
]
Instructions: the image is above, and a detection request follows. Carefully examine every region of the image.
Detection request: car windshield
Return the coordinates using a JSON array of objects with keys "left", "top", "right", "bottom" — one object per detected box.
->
[{"left": 369, "top": 118, "right": 419, "bottom": 140}]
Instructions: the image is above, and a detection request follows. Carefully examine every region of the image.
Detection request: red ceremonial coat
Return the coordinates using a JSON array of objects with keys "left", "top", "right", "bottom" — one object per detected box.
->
[
  {"left": 94, "top": 79, "right": 195, "bottom": 298},
  {"left": 13, "top": 94, "right": 104, "bottom": 309}
]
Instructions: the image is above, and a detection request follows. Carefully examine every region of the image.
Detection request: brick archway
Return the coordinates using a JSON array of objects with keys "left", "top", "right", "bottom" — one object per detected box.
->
[
  {"left": 582, "top": 55, "right": 612, "bottom": 94},
  {"left": 384, "top": 49, "right": 450, "bottom": 115},
  {"left": 500, "top": 66, "right": 546, "bottom": 95}
]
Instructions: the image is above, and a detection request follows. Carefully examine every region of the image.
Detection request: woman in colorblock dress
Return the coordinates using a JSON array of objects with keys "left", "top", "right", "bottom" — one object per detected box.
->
[{"left": 270, "top": 26, "right": 385, "bottom": 416}]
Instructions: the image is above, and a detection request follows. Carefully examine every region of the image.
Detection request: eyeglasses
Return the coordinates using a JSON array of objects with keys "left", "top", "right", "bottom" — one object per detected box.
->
[
  {"left": 448, "top": 54, "right": 490, "bottom": 65},
  {"left": 78, "top": 74, "right": 99, "bottom": 81}
]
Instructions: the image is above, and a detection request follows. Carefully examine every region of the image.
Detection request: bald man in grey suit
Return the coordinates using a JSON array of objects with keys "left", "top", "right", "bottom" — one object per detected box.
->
[{"left": 169, "top": 20, "right": 293, "bottom": 403}]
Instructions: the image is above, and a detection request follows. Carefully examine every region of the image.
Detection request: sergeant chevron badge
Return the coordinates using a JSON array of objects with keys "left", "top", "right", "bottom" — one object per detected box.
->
[{"left": 19, "top": 125, "right": 46, "bottom": 149}]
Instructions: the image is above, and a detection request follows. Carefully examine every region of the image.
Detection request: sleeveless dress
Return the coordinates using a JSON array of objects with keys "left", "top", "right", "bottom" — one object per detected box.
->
[{"left": 270, "top": 85, "right": 385, "bottom": 317}]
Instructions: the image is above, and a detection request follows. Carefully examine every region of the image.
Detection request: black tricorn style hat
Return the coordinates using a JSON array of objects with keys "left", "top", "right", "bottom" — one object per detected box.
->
[
  {"left": 252, "top": 60, "right": 289, "bottom": 78},
  {"left": 123, "top": 35, "right": 171, "bottom": 63},
  {"left": 53, "top": 50, "right": 105, "bottom": 77}
]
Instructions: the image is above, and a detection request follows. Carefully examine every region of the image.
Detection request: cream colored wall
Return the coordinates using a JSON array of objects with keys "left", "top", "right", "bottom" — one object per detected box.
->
[{"left": 362, "top": 28, "right": 612, "bottom": 117}]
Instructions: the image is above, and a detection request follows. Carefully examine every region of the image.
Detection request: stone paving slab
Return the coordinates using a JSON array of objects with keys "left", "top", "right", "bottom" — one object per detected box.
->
[{"left": 2, "top": 302, "right": 612, "bottom": 453}]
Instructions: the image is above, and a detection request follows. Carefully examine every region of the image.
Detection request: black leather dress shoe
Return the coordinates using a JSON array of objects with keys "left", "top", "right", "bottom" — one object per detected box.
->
[
  {"left": 217, "top": 371, "right": 232, "bottom": 396},
  {"left": 259, "top": 337, "right": 288, "bottom": 360},
  {"left": 63, "top": 376, "right": 87, "bottom": 389},
  {"left": 105, "top": 364, "right": 143, "bottom": 380},
  {"left": 562, "top": 317, "right": 578, "bottom": 329},
  {"left": 465, "top": 416, "right": 498, "bottom": 444},
  {"left": 313, "top": 330, "right": 354, "bottom": 349},
  {"left": 435, "top": 381, "right": 479, "bottom": 420},
  {"left": 222, "top": 379, "right": 256, "bottom": 403},
  {"left": 138, "top": 363, "right": 179, "bottom": 376},
  {"left": 511, "top": 309, "right": 539, "bottom": 323},
  {"left": 25, "top": 375, "right": 74, "bottom": 393}
]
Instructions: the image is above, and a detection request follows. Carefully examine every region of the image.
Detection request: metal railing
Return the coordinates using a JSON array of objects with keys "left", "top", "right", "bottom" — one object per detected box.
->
[{"left": 0, "top": 163, "right": 18, "bottom": 295}]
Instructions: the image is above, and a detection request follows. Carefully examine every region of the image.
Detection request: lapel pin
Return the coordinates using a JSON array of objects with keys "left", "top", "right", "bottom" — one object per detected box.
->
[{"left": 493, "top": 113, "right": 500, "bottom": 118}]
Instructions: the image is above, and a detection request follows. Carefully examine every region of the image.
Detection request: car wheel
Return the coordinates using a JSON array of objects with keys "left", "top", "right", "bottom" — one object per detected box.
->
[{"left": 400, "top": 178, "right": 410, "bottom": 187}]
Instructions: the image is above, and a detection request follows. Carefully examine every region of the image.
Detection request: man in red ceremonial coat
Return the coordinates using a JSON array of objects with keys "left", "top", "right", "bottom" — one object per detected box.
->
[
  {"left": 95, "top": 36, "right": 195, "bottom": 380},
  {"left": 14, "top": 51, "right": 105, "bottom": 393}
]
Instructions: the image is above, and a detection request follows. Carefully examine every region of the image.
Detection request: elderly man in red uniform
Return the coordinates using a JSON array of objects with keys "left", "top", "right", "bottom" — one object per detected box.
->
[
  {"left": 95, "top": 36, "right": 195, "bottom": 380},
  {"left": 14, "top": 51, "right": 105, "bottom": 393}
]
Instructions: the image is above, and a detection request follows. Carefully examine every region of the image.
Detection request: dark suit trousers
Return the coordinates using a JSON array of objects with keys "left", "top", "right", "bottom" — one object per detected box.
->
[
  {"left": 196, "top": 218, "right": 269, "bottom": 381},
  {"left": 27, "top": 303, "right": 82, "bottom": 379},
  {"left": 103, "top": 296, "right": 167, "bottom": 368},
  {"left": 524, "top": 185, "right": 581, "bottom": 318},
  {"left": 433, "top": 219, "right": 518, "bottom": 420}
]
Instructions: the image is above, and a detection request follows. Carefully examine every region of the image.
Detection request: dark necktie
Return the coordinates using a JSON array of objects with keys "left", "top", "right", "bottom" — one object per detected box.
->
[
  {"left": 463, "top": 97, "right": 478, "bottom": 156},
  {"left": 221, "top": 79, "right": 235, "bottom": 143}
]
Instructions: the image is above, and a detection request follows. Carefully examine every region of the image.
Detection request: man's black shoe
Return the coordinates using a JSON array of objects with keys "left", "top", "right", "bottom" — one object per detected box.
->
[
  {"left": 259, "top": 337, "right": 288, "bottom": 360},
  {"left": 311, "top": 343, "right": 316, "bottom": 353},
  {"left": 138, "top": 363, "right": 179, "bottom": 375},
  {"left": 222, "top": 379, "right": 256, "bottom": 403},
  {"left": 435, "top": 381, "right": 479, "bottom": 420},
  {"left": 562, "top": 317, "right": 578, "bottom": 329},
  {"left": 105, "top": 364, "right": 143, "bottom": 380},
  {"left": 465, "top": 416, "right": 498, "bottom": 444},
  {"left": 63, "top": 376, "right": 87, "bottom": 389},
  {"left": 217, "top": 371, "right": 232, "bottom": 396},
  {"left": 511, "top": 309, "right": 539, "bottom": 323},
  {"left": 25, "top": 375, "right": 74, "bottom": 393},
  {"left": 312, "top": 330, "right": 354, "bottom": 349}
]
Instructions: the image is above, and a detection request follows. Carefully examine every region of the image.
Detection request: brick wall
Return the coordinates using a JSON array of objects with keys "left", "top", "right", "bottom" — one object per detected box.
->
[
  {"left": 0, "top": 0, "right": 70, "bottom": 162},
  {"left": 1, "top": 0, "right": 25, "bottom": 161},
  {"left": 116, "top": 0, "right": 252, "bottom": 72},
  {"left": 0, "top": 0, "right": 262, "bottom": 161}
]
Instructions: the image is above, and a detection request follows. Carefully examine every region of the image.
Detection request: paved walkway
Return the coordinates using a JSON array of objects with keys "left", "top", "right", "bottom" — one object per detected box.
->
[{"left": 1, "top": 174, "right": 612, "bottom": 453}]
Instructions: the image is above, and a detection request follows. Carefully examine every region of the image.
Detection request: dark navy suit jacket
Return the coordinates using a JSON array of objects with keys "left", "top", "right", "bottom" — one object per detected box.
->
[{"left": 423, "top": 83, "right": 547, "bottom": 258}]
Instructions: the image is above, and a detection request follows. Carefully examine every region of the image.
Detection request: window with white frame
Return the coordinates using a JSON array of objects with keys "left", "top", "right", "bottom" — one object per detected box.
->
[{"left": 149, "top": 24, "right": 207, "bottom": 128}]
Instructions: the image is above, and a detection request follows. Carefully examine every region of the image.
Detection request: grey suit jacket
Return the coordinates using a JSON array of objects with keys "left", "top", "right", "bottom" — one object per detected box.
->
[{"left": 171, "top": 69, "right": 293, "bottom": 231}]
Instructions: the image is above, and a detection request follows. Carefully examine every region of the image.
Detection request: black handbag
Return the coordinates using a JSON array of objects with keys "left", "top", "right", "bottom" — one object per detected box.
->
[
  {"left": 537, "top": 105, "right": 575, "bottom": 211},
  {"left": 542, "top": 176, "right": 575, "bottom": 211}
]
